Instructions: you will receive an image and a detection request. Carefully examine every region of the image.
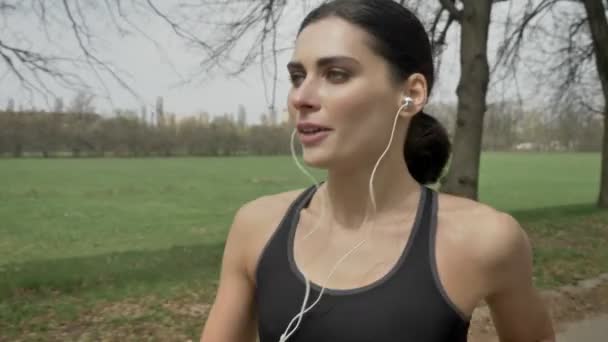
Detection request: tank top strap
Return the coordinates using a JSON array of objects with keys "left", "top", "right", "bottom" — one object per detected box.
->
[
  {"left": 399, "top": 186, "right": 435, "bottom": 269},
  {"left": 255, "top": 183, "right": 319, "bottom": 285}
]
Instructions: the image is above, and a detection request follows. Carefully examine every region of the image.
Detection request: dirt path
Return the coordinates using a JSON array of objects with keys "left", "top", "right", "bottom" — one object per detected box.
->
[
  {"left": 3, "top": 274, "right": 607, "bottom": 341},
  {"left": 557, "top": 314, "right": 608, "bottom": 341},
  {"left": 469, "top": 273, "right": 608, "bottom": 342}
]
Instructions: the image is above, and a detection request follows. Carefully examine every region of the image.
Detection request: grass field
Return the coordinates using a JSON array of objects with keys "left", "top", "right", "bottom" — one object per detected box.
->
[{"left": 1, "top": 153, "right": 607, "bottom": 340}]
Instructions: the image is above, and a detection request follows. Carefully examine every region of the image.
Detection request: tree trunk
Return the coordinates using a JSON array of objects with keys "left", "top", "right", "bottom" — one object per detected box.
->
[
  {"left": 440, "top": 0, "right": 493, "bottom": 200},
  {"left": 582, "top": 0, "right": 608, "bottom": 207},
  {"left": 13, "top": 143, "right": 22, "bottom": 158}
]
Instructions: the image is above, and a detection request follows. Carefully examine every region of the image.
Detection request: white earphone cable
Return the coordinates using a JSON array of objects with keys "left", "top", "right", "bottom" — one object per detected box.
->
[{"left": 280, "top": 98, "right": 412, "bottom": 342}]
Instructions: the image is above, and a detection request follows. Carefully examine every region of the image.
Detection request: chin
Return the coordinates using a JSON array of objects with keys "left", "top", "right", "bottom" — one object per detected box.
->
[{"left": 302, "top": 148, "right": 333, "bottom": 169}]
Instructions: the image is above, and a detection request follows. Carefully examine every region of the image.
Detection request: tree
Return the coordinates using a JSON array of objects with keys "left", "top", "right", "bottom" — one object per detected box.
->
[
  {"left": 0, "top": 0, "right": 291, "bottom": 105},
  {"left": 582, "top": 0, "right": 608, "bottom": 206},
  {"left": 433, "top": 0, "right": 495, "bottom": 199},
  {"left": 1, "top": 109, "right": 24, "bottom": 157},
  {"left": 404, "top": 0, "right": 502, "bottom": 199},
  {"left": 261, "top": 114, "right": 269, "bottom": 127},
  {"left": 156, "top": 96, "right": 164, "bottom": 127},
  {"left": 209, "top": 116, "right": 242, "bottom": 156},
  {"left": 53, "top": 97, "right": 64, "bottom": 113},
  {"left": 6, "top": 98, "right": 15, "bottom": 112},
  {"left": 178, "top": 117, "right": 203, "bottom": 155},
  {"left": 0, "top": 1, "right": 138, "bottom": 100},
  {"left": 67, "top": 91, "right": 95, "bottom": 114},
  {"left": 64, "top": 92, "right": 96, "bottom": 156},
  {"left": 140, "top": 106, "right": 147, "bottom": 124},
  {"left": 496, "top": 0, "right": 608, "bottom": 206},
  {"left": 483, "top": 101, "right": 522, "bottom": 151},
  {"left": 4, "top": 0, "right": 577, "bottom": 201},
  {"left": 237, "top": 104, "right": 247, "bottom": 129}
]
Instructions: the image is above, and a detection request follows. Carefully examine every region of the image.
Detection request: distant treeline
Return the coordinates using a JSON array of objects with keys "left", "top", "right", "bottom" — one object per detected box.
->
[
  {"left": 0, "top": 104, "right": 603, "bottom": 158},
  {"left": 0, "top": 110, "right": 295, "bottom": 157},
  {"left": 427, "top": 102, "right": 603, "bottom": 153}
]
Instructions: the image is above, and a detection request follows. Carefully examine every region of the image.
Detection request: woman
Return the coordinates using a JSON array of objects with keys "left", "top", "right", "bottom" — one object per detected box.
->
[{"left": 200, "top": 0, "right": 555, "bottom": 341}]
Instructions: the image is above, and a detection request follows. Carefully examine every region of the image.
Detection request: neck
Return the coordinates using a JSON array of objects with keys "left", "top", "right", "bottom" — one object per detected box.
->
[{"left": 313, "top": 152, "right": 421, "bottom": 229}]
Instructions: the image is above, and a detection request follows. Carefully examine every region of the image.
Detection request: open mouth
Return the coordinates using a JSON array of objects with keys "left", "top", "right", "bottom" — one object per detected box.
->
[
  {"left": 298, "top": 127, "right": 332, "bottom": 135},
  {"left": 296, "top": 123, "right": 332, "bottom": 145}
]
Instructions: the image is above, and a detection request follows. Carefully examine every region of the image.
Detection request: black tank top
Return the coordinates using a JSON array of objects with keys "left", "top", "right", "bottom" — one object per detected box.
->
[{"left": 255, "top": 185, "right": 470, "bottom": 341}]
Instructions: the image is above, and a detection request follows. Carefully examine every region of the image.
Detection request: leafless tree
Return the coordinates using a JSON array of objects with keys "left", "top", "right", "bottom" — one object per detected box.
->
[
  {"left": 413, "top": 0, "right": 508, "bottom": 200},
  {"left": 0, "top": 0, "right": 299, "bottom": 110},
  {"left": 12, "top": 0, "right": 597, "bottom": 203},
  {"left": 494, "top": 0, "right": 608, "bottom": 207},
  {"left": 0, "top": 1, "right": 138, "bottom": 103}
]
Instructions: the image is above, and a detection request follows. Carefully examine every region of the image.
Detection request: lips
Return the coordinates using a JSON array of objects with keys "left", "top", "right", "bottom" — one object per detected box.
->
[
  {"left": 296, "top": 122, "right": 332, "bottom": 134},
  {"left": 296, "top": 122, "right": 333, "bottom": 146}
]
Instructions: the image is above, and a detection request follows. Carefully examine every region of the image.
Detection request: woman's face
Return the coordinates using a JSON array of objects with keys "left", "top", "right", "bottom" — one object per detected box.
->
[{"left": 287, "top": 17, "right": 406, "bottom": 170}]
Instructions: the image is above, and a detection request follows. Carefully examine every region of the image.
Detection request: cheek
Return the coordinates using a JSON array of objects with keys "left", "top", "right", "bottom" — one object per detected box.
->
[
  {"left": 322, "top": 81, "right": 396, "bottom": 135},
  {"left": 286, "top": 92, "right": 298, "bottom": 119},
  {"left": 286, "top": 90, "right": 295, "bottom": 111}
]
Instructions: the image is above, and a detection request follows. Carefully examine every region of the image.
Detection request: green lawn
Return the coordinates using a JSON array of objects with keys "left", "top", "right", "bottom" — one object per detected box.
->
[
  {"left": 0, "top": 153, "right": 606, "bottom": 340},
  {"left": 479, "top": 152, "right": 601, "bottom": 212}
]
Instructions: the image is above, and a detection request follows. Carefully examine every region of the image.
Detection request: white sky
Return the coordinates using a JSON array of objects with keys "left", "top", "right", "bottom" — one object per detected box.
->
[{"left": 0, "top": 0, "right": 591, "bottom": 124}]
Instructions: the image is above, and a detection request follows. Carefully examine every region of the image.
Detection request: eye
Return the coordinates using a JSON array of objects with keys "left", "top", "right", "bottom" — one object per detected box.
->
[
  {"left": 326, "top": 69, "right": 350, "bottom": 83},
  {"left": 289, "top": 72, "right": 306, "bottom": 87}
]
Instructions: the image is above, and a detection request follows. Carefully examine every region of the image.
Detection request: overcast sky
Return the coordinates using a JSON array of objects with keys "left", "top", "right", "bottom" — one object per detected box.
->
[{"left": 0, "top": 0, "right": 589, "bottom": 124}]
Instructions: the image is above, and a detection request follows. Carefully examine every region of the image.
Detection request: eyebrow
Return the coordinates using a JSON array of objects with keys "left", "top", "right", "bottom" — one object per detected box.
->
[{"left": 287, "top": 56, "right": 361, "bottom": 70}]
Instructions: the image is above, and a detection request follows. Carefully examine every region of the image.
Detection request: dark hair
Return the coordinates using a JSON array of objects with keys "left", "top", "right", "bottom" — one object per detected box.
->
[{"left": 298, "top": 0, "right": 451, "bottom": 185}]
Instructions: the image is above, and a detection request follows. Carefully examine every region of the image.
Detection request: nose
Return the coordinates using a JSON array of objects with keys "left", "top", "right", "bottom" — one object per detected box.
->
[{"left": 289, "top": 79, "right": 320, "bottom": 115}]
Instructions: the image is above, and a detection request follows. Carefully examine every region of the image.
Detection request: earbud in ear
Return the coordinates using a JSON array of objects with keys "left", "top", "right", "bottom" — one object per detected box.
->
[{"left": 402, "top": 96, "right": 413, "bottom": 108}]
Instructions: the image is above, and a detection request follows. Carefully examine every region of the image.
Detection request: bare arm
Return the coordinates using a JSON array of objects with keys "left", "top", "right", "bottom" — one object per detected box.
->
[
  {"left": 485, "top": 213, "right": 555, "bottom": 342},
  {"left": 200, "top": 204, "right": 258, "bottom": 342}
]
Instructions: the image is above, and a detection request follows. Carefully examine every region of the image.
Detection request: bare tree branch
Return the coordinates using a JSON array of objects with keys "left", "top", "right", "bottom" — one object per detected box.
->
[
  {"left": 0, "top": 0, "right": 145, "bottom": 105},
  {"left": 0, "top": 0, "right": 295, "bottom": 107},
  {"left": 144, "top": 0, "right": 213, "bottom": 53},
  {"left": 61, "top": 0, "right": 140, "bottom": 105},
  {"left": 439, "top": 0, "right": 463, "bottom": 22},
  {"left": 0, "top": 2, "right": 16, "bottom": 11},
  {"left": 0, "top": 38, "right": 85, "bottom": 94},
  {"left": 494, "top": 0, "right": 561, "bottom": 70},
  {"left": 493, "top": 0, "right": 602, "bottom": 117}
]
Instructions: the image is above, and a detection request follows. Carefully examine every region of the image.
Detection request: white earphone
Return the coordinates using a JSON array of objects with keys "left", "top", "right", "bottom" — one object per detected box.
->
[
  {"left": 402, "top": 96, "right": 413, "bottom": 109},
  {"left": 282, "top": 94, "right": 413, "bottom": 342}
]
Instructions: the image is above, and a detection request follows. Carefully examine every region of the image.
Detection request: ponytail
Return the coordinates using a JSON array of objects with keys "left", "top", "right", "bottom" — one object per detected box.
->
[{"left": 404, "top": 112, "right": 451, "bottom": 185}]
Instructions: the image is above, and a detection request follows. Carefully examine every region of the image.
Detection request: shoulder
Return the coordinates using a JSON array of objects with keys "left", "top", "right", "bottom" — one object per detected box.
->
[
  {"left": 227, "top": 188, "right": 308, "bottom": 278},
  {"left": 436, "top": 192, "right": 531, "bottom": 280},
  {"left": 232, "top": 188, "right": 307, "bottom": 232}
]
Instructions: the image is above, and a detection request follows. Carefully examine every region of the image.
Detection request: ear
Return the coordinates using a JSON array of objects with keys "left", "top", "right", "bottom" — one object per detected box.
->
[{"left": 399, "top": 73, "right": 428, "bottom": 117}]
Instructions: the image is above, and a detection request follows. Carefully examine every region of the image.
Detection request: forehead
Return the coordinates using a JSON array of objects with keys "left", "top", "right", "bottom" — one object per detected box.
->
[{"left": 292, "top": 17, "right": 378, "bottom": 63}]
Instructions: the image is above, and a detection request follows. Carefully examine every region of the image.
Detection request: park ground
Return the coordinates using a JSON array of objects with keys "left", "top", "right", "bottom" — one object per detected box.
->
[{"left": 1, "top": 154, "right": 607, "bottom": 341}]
